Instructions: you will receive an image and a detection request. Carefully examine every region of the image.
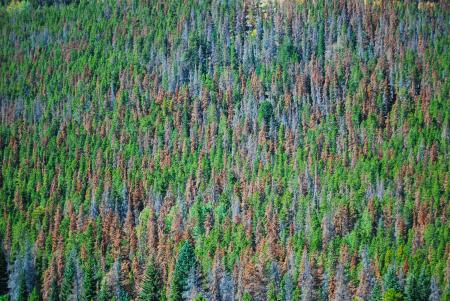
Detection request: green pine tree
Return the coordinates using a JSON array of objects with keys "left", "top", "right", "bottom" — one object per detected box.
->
[
  {"left": 27, "top": 288, "right": 39, "bottom": 301},
  {"left": 82, "top": 225, "right": 96, "bottom": 301},
  {"left": 0, "top": 245, "right": 7, "bottom": 296},
  {"left": 170, "top": 241, "right": 195, "bottom": 301},
  {"left": 404, "top": 273, "right": 416, "bottom": 301},
  {"left": 384, "top": 266, "right": 401, "bottom": 293},
  {"left": 370, "top": 281, "right": 382, "bottom": 301},
  {"left": 48, "top": 278, "right": 60, "bottom": 301},
  {"left": 139, "top": 257, "right": 163, "bottom": 301},
  {"left": 243, "top": 292, "right": 252, "bottom": 301},
  {"left": 416, "top": 269, "right": 430, "bottom": 301},
  {"left": 405, "top": 269, "right": 430, "bottom": 301},
  {"left": 60, "top": 252, "right": 75, "bottom": 300},
  {"left": 17, "top": 274, "right": 27, "bottom": 301},
  {"left": 267, "top": 282, "right": 278, "bottom": 301},
  {"left": 98, "top": 277, "right": 110, "bottom": 301}
]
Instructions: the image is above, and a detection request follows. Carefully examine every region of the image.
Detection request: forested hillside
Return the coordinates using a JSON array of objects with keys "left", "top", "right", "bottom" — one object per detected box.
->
[{"left": 0, "top": 0, "right": 449, "bottom": 300}]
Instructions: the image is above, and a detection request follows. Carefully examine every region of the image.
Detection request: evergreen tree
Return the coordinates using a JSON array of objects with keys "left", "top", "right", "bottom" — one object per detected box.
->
[
  {"left": 48, "top": 278, "right": 60, "bottom": 301},
  {"left": 404, "top": 271, "right": 430, "bottom": 301},
  {"left": 416, "top": 270, "right": 430, "bottom": 301},
  {"left": 98, "top": 277, "right": 110, "bottom": 301},
  {"left": 384, "top": 266, "right": 401, "bottom": 294},
  {"left": 17, "top": 275, "right": 27, "bottom": 301},
  {"left": 0, "top": 245, "right": 7, "bottom": 296},
  {"left": 139, "top": 257, "right": 163, "bottom": 301},
  {"left": 82, "top": 225, "right": 96, "bottom": 301},
  {"left": 370, "top": 281, "right": 382, "bottom": 301},
  {"left": 267, "top": 282, "right": 278, "bottom": 301},
  {"left": 258, "top": 101, "right": 273, "bottom": 126},
  {"left": 60, "top": 250, "right": 76, "bottom": 300},
  {"left": 27, "top": 288, "right": 39, "bottom": 301},
  {"left": 170, "top": 241, "right": 195, "bottom": 301},
  {"left": 242, "top": 292, "right": 252, "bottom": 301},
  {"left": 82, "top": 254, "right": 96, "bottom": 301},
  {"left": 404, "top": 273, "right": 416, "bottom": 301}
]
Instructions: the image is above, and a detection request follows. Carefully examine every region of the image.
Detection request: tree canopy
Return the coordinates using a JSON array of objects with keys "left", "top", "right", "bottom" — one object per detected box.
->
[{"left": 0, "top": 0, "right": 448, "bottom": 300}]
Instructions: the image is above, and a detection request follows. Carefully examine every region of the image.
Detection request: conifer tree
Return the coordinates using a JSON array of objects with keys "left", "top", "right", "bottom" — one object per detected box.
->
[
  {"left": 0, "top": 245, "right": 7, "bottom": 296},
  {"left": 384, "top": 266, "right": 401, "bottom": 294},
  {"left": 17, "top": 275, "right": 27, "bottom": 301},
  {"left": 139, "top": 257, "right": 163, "bottom": 301},
  {"left": 27, "top": 288, "right": 39, "bottom": 301},
  {"left": 370, "top": 280, "right": 382, "bottom": 301},
  {"left": 60, "top": 250, "right": 76, "bottom": 300},
  {"left": 170, "top": 240, "right": 195, "bottom": 301},
  {"left": 98, "top": 278, "right": 109, "bottom": 301},
  {"left": 48, "top": 277, "right": 60, "bottom": 301},
  {"left": 82, "top": 225, "right": 96, "bottom": 301}
]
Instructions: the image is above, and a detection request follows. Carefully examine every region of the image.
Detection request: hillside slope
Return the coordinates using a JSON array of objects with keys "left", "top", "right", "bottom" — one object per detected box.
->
[{"left": 0, "top": 0, "right": 449, "bottom": 300}]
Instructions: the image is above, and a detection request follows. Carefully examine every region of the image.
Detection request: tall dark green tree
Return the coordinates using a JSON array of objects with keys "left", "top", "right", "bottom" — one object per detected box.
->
[
  {"left": 384, "top": 266, "right": 401, "bottom": 293},
  {"left": 60, "top": 250, "right": 77, "bottom": 300},
  {"left": 0, "top": 245, "right": 7, "bottom": 296},
  {"left": 170, "top": 241, "right": 195, "bottom": 301},
  {"left": 139, "top": 257, "right": 163, "bottom": 301},
  {"left": 17, "top": 275, "right": 27, "bottom": 301},
  {"left": 97, "top": 278, "right": 110, "bottom": 301},
  {"left": 48, "top": 277, "right": 60, "bottom": 301},
  {"left": 404, "top": 270, "right": 430, "bottom": 301},
  {"left": 258, "top": 101, "right": 273, "bottom": 125},
  {"left": 82, "top": 225, "right": 96, "bottom": 301}
]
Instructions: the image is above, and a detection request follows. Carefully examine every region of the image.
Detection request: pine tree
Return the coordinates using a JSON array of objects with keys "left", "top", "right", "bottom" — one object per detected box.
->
[
  {"left": 48, "top": 277, "right": 60, "bottom": 301},
  {"left": 60, "top": 250, "right": 76, "bottom": 300},
  {"left": 98, "top": 277, "right": 110, "bottom": 301},
  {"left": 242, "top": 292, "right": 252, "bottom": 301},
  {"left": 170, "top": 241, "right": 195, "bottom": 301},
  {"left": 82, "top": 256, "right": 95, "bottom": 301},
  {"left": 17, "top": 275, "right": 27, "bottom": 301},
  {"left": 370, "top": 281, "right": 382, "bottom": 301},
  {"left": 27, "top": 288, "right": 39, "bottom": 301},
  {"left": 267, "top": 282, "right": 278, "bottom": 301},
  {"left": 404, "top": 273, "right": 416, "bottom": 301},
  {"left": 416, "top": 270, "right": 430, "bottom": 301},
  {"left": 384, "top": 266, "right": 401, "bottom": 293},
  {"left": 83, "top": 225, "right": 96, "bottom": 301},
  {"left": 0, "top": 245, "right": 7, "bottom": 296},
  {"left": 139, "top": 257, "right": 163, "bottom": 301}
]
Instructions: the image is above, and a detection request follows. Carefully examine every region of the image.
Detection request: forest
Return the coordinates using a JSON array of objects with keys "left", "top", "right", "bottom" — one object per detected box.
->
[{"left": 0, "top": 0, "right": 448, "bottom": 300}]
